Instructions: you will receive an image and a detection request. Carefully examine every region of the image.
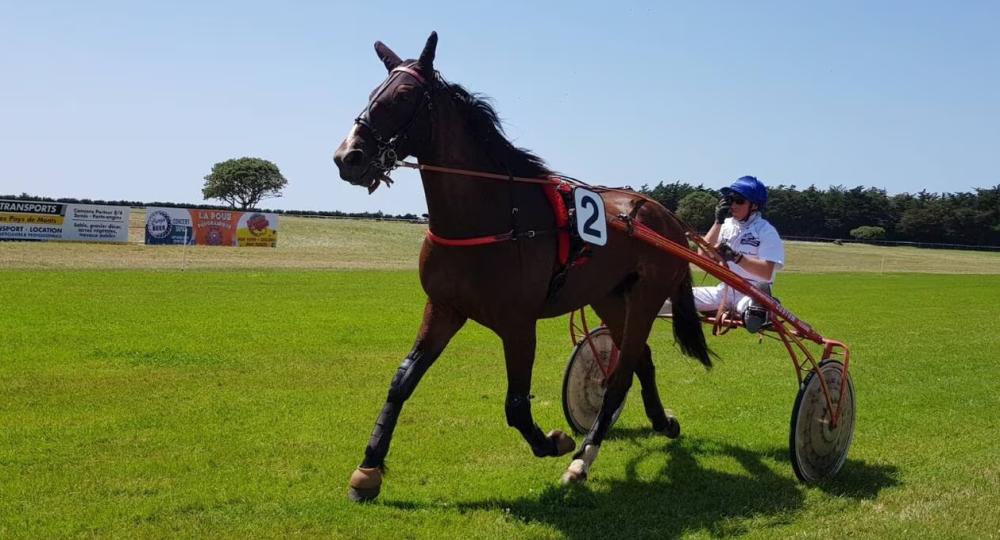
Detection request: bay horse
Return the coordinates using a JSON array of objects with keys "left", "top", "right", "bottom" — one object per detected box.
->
[{"left": 333, "top": 32, "right": 711, "bottom": 502}]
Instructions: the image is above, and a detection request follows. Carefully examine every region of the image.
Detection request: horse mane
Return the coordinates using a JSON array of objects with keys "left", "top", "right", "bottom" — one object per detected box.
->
[{"left": 437, "top": 75, "right": 552, "bottom": 178}]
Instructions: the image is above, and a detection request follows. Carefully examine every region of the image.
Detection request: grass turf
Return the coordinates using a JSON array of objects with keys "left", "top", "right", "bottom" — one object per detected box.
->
[{"left": 2, "top": 270, "right": 998, "bottom": 538}]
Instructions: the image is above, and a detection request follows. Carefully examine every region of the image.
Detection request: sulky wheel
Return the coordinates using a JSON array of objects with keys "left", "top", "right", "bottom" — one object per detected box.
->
[
  {"left": 561, "top": 327, "right": 626, "bottom": 435},
  {"left": 790, "top": 359, "right": 856, "bottom": 483}
]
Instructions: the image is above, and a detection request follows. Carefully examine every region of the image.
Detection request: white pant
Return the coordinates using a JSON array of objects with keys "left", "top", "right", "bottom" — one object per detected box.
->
[{"left": 659, "top": 283, "right": 754, "bottom": 316}]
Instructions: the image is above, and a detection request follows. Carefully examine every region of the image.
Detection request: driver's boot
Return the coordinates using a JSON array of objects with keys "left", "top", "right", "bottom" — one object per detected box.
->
[{"left": 743, "top": 282, "right": 774, "bottom": 333}]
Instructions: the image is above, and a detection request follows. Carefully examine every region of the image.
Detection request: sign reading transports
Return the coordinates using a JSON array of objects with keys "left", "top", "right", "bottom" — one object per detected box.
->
[
  {"left": 0, "top": 199, "right": 130, "bottom": 242},
  {"left": 144, "top": 207, "right": 279, "bottom": 247}
]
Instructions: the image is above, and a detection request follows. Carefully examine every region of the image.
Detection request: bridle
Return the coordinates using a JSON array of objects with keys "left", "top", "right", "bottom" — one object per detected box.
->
[{"left": 353, "top": 65, "right": 434, "bottom": 174}]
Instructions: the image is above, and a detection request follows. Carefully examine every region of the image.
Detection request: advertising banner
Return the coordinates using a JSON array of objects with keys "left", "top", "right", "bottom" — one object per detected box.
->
[
  {"left": 0, "top": 199, "right": 129, "bottom": 242},
  {"left": 145, "top": 207, "right": 194, "bottom": 245},
  {"left": 62, "top": 204, "right": 131, "bottom": 242},
  {"left": 192, "top": 209, "right": 238, "bottom": 246},
  {"left": 236, "top": 211, "right": 278, "bottom": 247},
  {"left": 145, "top": 207, "right": 278, "bottom": 247}
]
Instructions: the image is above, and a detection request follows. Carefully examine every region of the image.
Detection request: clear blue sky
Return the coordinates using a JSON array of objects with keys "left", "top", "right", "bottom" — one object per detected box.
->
[{"left": 2, "top": 1, "right": 997, "bottom": 215}]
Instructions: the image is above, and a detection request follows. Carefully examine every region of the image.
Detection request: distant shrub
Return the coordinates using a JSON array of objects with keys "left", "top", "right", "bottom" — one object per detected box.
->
[{"left": 850, "top": 226, "right": 887, "bottom": 241}]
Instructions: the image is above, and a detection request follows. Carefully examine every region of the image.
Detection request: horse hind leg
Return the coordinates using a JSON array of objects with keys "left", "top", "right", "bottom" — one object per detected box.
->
[
  {"left": 562, "top": 330, "right": 640, "bottom": 484},
  {"left": 348, "top": 301, "right": 467, "bottom": 502},
  {"left": 501, "top": 325, "right": 576, "bottom": 458},
  {"left": 562, "top": 289, "right": 660, "bottom": 484},
  {"left": 635, "top": 345, "right": 680, "bottom": 438},
  {"left": 588, "top": 296, "right": 678, "bottom": 437},
  {"left": 562, "top": 276, "right": 665, "bottom": 484}
]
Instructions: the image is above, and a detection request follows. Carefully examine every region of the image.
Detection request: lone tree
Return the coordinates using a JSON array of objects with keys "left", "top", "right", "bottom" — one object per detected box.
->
[{"left": 202, "top": 157, "right": 288, "bottom": 209}]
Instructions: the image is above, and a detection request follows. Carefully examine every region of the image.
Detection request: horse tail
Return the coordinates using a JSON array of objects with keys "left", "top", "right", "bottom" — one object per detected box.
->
[{"left": 670, "top": 271, "right": 713, "bottom": 368}]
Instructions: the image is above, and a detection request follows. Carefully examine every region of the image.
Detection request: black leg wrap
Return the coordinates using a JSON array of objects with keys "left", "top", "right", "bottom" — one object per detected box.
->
[
  {"left": 386, "top": 349, "right": 429, "bottom": 403},
  {"left": 361, "top": 401, "right": 399, "bottom": 468},
  {"left": 505, "top": 392, "right": 532, "bottom": 427},
  {"left": 360, "top": 349, "right": 433, "bottom": 468},
  {"left": 505, "top": 392, "right": 555, "bottom": 457}
]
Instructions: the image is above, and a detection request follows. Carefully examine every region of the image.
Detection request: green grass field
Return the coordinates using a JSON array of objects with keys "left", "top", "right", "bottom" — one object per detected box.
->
[{"left": 2, "top": 220, "right": 999, "bottom": 538}]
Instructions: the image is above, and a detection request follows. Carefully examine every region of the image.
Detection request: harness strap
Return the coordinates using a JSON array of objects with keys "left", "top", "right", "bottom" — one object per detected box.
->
[
  {"left": 426, "top": 229, "right": 515, "bottom": 246},
  {"left": 542, "top": 183, "right": 571, "bottom": 266},
  {"left": 391, "top": 65, "right": 426, "bottom": 85},
  {"left": 426, "top": 227, "right": 558, "bottom": 247}
]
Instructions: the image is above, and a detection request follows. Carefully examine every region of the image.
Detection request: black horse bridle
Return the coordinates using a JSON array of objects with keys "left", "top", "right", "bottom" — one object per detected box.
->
[{"left": 353, "top": 65, "right": 434, "bottom": 174}]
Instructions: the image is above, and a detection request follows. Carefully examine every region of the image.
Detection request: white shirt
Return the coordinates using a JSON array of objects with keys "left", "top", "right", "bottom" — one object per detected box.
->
[{"left": 719, "top": 212, "right": 784, "bottom": 284}]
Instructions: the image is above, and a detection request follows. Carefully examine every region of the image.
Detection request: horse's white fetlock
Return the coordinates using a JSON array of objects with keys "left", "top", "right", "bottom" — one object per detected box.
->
[{"left": 560, "top": 444, "right": 600, "bottom": 485}]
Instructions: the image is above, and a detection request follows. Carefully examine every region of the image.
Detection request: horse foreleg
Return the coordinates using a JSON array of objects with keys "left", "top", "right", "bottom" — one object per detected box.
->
[
  {"left": 348, "top": 302, "right": 466, "bottom": 502},
  {"left": 501, "top": 326, "right": 576, "bottom": 458}
]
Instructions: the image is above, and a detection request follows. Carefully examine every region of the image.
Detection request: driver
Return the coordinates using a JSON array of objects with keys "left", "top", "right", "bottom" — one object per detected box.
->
[{"left": 659, "top": 175, "right": 785, "bottom": 332}]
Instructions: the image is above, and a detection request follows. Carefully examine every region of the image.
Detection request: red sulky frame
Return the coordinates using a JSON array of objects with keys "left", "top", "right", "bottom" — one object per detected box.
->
[{"left": 569, "top": 214, "right": 853, "bottom": 429}]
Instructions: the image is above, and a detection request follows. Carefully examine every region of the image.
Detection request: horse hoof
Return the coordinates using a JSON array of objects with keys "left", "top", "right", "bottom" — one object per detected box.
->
[
  {"left": 347, "top": 467, "right": 383, "bottom": 503},
  {"left": 656, "top": 411, "right": 681, "bottom": 439},
  {"left": 560, "top": 459, "right": 588, "bottom": 485},
  {"left": 548, "top": 430, "right": 576, "bottom": 456},
  {"left": 348, "top": 485, "right": 380, "bottom": 503}
]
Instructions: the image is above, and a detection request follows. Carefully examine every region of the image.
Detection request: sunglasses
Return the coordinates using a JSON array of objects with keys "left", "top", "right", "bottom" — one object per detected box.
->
[{"left": 730, "top": 196, "right": 748, "bottom": 205}]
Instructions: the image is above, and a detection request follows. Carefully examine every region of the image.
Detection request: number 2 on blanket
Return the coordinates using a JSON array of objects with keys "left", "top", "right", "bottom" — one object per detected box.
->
[{"left": 573, "top": 188, "right": 607, "bottom": 246}]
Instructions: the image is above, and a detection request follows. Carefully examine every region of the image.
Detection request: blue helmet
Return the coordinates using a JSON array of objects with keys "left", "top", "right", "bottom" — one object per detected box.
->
[{"left": 722, "top": 176, "right": 767, "bottom": 210}]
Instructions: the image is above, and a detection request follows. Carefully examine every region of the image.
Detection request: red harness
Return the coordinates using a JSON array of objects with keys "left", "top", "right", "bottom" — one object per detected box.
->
[
  {"left": 424, "top": 178, "right": 572, "bottom": 266},
  {"left": 426, "top": 228, "right": 517, "bottom": 247},
  {"left": 542, "top": 182, "right": 572, "bottom": 265}
]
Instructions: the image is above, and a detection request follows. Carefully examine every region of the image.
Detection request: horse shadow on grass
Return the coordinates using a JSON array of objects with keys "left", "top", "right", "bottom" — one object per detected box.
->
[{"left": 388, "top": 429, "right": 899, "bottom": 539}]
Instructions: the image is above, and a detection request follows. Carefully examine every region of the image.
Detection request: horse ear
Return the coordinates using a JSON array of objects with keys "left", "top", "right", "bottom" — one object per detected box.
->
[
  {"left": 418, "top": 31, "right": 438, "bottom": 69},
  {"left": 374, "top": 41, "right": 402, "bottom": 71}
]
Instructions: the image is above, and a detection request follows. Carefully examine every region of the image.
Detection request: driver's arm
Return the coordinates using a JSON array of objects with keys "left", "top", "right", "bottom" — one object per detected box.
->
[
  {"left": 698, "top": 222, "right": 723, "bottom": 257},
  {"left": 732, "top": 255, "right": 775, "bottom": 281}
]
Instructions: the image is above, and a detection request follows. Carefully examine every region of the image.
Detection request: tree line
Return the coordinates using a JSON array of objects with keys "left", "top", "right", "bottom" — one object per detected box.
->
[
  {"left": 641, "top": 182, "right": 1000, "bottom": 247},
  {"left": 6, "top": 182, "right": 998, "bottom": 247}
]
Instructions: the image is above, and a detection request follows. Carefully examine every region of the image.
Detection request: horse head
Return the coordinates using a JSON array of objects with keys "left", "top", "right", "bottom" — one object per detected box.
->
[{"left": 334, "top": 32, "right": 438, "bottom": 193}]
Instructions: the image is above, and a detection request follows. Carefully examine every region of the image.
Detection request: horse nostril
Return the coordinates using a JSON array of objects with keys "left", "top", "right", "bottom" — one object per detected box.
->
[{"left": 343, "top": 149, "right": 365, "bottom": 167}]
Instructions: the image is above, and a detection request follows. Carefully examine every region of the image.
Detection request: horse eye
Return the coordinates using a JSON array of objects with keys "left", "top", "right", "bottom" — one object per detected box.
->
[{"left": 396, "top": 85, "right": 415, "bottom": 102}]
